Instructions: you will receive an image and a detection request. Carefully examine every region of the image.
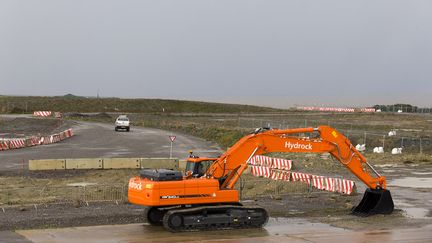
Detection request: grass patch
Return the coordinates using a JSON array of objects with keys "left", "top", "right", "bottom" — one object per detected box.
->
[{"left": 0, "top": 95, "right": 280, "bottom": 114}]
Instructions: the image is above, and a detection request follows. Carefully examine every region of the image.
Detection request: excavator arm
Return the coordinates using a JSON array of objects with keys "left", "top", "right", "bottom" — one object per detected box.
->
[
  {"left": 207, "top": 126, "right": 386, "bottom": 191},
  {"left": 203, "top": 126, "right": 393, "bottom": 216}
]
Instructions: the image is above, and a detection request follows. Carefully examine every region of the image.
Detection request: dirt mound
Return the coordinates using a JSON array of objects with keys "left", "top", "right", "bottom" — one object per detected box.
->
[
  {"left": 64, "top": 112, "right": 112, "bottom": 120},
  {"left": 0, "top": 118, "right": 76, "bottom": 138}
]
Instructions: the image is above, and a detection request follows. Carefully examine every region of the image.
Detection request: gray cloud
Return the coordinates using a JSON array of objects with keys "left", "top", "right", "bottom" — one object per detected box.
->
[{"left": 1, "top": 0, "right": 431, "bottom": 108}]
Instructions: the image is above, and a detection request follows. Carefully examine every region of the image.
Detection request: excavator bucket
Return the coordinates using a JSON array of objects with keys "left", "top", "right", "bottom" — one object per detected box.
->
[{"left": 352, "top": 188, "right": 394, "bottom": 216}]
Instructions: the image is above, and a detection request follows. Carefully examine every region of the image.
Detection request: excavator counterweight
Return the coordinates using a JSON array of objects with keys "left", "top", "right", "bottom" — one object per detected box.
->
[{"left": 128, "top": 126, "right": 394, "bottom": 231}]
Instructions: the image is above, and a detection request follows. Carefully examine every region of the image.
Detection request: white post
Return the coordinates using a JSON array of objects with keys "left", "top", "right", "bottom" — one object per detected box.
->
[{"left": 169, "top": 141, "right": 173, "bottom": 159}]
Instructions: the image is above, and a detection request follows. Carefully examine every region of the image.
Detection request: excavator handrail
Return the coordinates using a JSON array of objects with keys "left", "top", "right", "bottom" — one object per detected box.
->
[{"left": 187, "top": 157, "right": 219, "bottom": 163}]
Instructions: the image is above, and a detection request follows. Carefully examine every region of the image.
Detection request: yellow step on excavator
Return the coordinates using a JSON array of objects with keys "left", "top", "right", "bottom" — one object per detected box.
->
[{"left": 128, "top": 126, "right": 394, "bottom": 232}]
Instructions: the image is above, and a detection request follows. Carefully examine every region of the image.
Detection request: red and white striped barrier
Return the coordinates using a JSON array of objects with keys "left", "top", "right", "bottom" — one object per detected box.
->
[
  {"left": 324, "top": 177, "right": 335, "bottom": 192},
  {"left": 270, "top": 170, "right": 291, "bottom": 181},
  {"left": 291, "top": 172, "right": 311, "bottom": 185},
  {"left": 311, "top": 175, "right": 325, "bottom": 190},
  {"left": 249, "top": 155, "right": 292, "bottom": 171},
  {"left": 249, "top": 168, "right": 355, "bottom": 195},
  {"left": 247, "top": 155, "right": 356, "bottom": 195},
  {"left": 51, "top": 134, "right": 61, "bottom": 143},
  {"left": 297, "top": 107, "right": 355, "bottom": 113},
  {"left": 25, "top": 136, "right": 41, "bottom": 147},
  {"left": 297, "top": 106, "right": 375, "bottom": 113},
  {"left": 64, "top": 128, "right": 73, "bottom": 138},
  {"left": 8, "top": 139, "right": 26, "bottom": 149},
  {"left": 272, "top": 158, "right": 292, "bottom": 170},
  {"left": 250, "top": 165, "right": 271, "bottom": 178},
  {"left": 40, "top": 136, "right": 50, "bottom": 145},
  {"left": 33, "top": 111, "right": 52, "bottom": 117},
  {"left": 0, "top": 141, "right": 10, "bottom": 151},
  {"left": 314, "top": 177, "right": 355, "bottom": 195},
  {"left": 1, "top": 128, "right": 74, "bottom": 152},
  {"left": 249, "top": 155, "right": 273, "bottom": 167},
  {"left": 334, "top": 178, "right": 355, "bottom": 195}
]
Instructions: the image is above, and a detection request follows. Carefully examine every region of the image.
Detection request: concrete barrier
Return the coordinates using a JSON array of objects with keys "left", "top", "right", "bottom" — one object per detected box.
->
[
  {"left": 179, "top": 160, "right": 187, "bottom": 171},
  {"left": 103, "top": 158, "right": 140, "bottom": 169},
  {"left": 29, "top": 159, "right": 66, "bottom": 170},
  {"left": 66, "top": 158, "right": 103, "bottom": 169},
  {"left": 140, "top": 158, "right": 179, "bottom": 170},
  {"left": 29, "top": 158, "right": 179, "bottom": 170}
]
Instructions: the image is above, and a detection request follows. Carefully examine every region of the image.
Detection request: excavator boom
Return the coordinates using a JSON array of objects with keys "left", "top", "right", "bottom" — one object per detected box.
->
[{"left": 209, "top": 126, "right": 387, "bottom": 191}]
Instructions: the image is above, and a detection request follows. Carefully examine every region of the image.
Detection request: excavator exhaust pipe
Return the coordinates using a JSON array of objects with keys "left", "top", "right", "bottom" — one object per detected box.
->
[{"left": 352, "top": 188, "right": 394, "bottom": 216}]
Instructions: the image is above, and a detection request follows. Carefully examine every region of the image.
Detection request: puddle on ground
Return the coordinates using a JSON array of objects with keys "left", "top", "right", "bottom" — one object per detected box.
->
[
  {"left": 411, "top": 172, "right": 432, "bottom": 175},
  {"left": 375, "top": 164, "right": 396, "bottom": 168},
  {"left": 67, "top": 182, "right": 98, "bottom": 187},
  {"left": 392, "top": 199, "right": 414, "bottom": 207},
  {"left": 265, "top": 217, "right": 347, "bottom": 235},
  {"left": 17, "top": 218, "right": 346, "bottom": 243},
  {"left": 389, "top": 177, "right": 432, "bottom": 189},
  {"left": 17, "top": 219, "right": 432, "bottom": 243},
  {"left": 389, "top": 199, "right": 430, "bottom": 218},
  {"left": 403, "top": 208, "right": 430, "bottom": 219},
  {"left": 104, "top": 151, "right": 131, "bottom": 156}
]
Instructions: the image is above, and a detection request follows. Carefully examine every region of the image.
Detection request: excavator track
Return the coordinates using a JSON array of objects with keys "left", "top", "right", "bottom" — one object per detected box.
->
[
  {"left": 145, "top": 206, "right": 181, "bottom": 226},
  {"left": 162, "top": 205, "right": 268, "bottom": 232}
]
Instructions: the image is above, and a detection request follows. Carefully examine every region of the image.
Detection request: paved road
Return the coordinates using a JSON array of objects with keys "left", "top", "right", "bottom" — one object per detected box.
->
[
  {"left": 16, "top": 218, "right": 432, "bottom": 243},
  {"left": 0, "top": 231, "right": 31, "bottom": 243},
  {"left": 0, "top": 120, "right": 221, "bottom": 171}
]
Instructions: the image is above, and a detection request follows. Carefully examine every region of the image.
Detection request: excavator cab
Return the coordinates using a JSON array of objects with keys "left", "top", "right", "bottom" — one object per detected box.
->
[{"left": 185, "top": 157, "right": 217, "bottom": 178}]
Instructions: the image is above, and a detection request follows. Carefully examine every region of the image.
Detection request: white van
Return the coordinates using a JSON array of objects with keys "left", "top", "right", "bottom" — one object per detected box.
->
[{"left": 115, "top": 115, "right": 130, "bottom": 132}]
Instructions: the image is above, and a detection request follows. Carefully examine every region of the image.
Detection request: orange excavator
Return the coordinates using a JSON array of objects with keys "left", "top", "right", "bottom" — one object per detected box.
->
[{"left": 128, "top": 126, "right": 394, "bottom": 232}]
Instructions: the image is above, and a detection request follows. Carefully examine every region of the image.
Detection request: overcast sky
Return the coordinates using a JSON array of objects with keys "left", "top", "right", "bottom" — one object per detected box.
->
[{"left": 1, "top": 0, "right": 431, "bottom": 108}]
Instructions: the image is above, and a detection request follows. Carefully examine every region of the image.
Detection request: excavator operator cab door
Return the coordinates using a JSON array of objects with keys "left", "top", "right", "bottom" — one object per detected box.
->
[{"left": 185, "top": 160, "right": 213, "bottom": 177}]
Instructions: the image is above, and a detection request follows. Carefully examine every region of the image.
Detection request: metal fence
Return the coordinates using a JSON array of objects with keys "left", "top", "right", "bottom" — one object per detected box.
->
[
  {"left": 0, "top": 184, "right": 128, "bottom": 207},
  {"left": 236, "top": 177, "right": 311, "bottom": 200},
  {"left": 203, "top": 116, "right": 432, "bottom": 154},
  {"left": 134, "top": 113, "right": 432, "bottom": 154},
  {"left": 235, "top": 175, "right": 358, "bottom": 200},
  {"left": 0, "top": 178, "right": 339, "bottom": 208}
]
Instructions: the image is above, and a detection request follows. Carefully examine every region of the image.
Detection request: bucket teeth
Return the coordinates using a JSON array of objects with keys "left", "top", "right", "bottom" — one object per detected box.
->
[{"left": 352, "top": 188, "right": 394, "bottom": 216}]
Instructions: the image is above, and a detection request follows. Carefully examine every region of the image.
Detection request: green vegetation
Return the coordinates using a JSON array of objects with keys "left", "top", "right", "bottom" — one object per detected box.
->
[
  {"left": 0, "top": 95, "right": 281, "bottom": 114},
  {"left": 133, "top": 115, "right": 247, "bottom": 148},
  {"left": 128, "top": 112, "right": 432, "bottom": 153},
  {"left": 62, "top": 111, "right": 432, "bottom": 153},
  {"left": 2, "top": 95, "right": 431, "bottom": 153}
]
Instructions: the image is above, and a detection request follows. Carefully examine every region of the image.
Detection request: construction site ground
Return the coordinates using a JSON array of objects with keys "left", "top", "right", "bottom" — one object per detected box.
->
[
  {"left": 1, "top": 114, "right": 431, "bottom": 242},
  {"left": 1, "top": 160, "right": 430, "bottom": 232}
]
